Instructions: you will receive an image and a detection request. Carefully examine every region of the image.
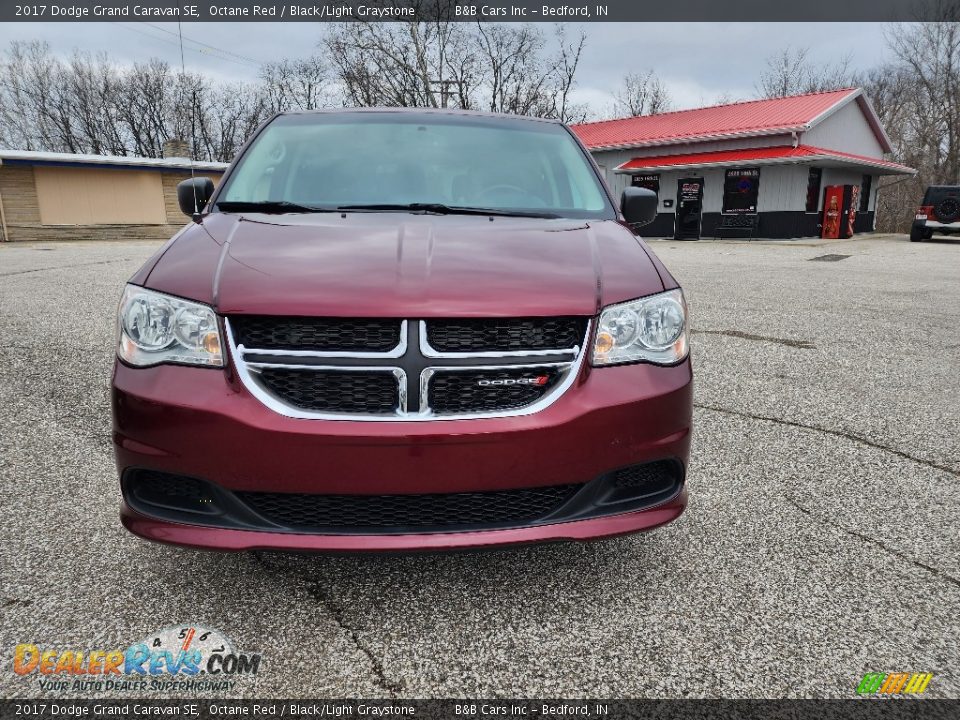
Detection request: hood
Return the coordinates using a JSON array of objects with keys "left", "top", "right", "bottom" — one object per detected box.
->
[{"left": 143, "top": 212, "right": 665, "bottom": 317}]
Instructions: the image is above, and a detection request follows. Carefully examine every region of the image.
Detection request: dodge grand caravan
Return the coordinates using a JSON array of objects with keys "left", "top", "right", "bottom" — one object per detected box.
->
[{"left": 112, "top": 109, "right": 693, "bottom": 552}]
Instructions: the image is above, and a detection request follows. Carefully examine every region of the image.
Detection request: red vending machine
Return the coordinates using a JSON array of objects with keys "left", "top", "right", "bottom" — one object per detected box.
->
[
  {"left": 822, "top": 186, "right": 843, "bottom": 238},
  {"left": 845, "top": 184, "right": 860, "bottom": 238},
  {"left": 821, "top": 185, "right": 860, "bottom": 239}
]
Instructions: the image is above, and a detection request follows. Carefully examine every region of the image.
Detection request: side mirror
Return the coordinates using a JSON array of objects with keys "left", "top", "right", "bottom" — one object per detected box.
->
[
  {"left": 621, "top": 186, "right": 658, "bottom": 227},
  {"left": 177, "top": 177, "right": 215, "bottom": 218}
]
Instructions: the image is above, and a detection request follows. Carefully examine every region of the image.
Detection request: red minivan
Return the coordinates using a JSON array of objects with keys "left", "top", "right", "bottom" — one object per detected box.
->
[{"left": 112, "top": 109, "right": 692, "bottom": 552}]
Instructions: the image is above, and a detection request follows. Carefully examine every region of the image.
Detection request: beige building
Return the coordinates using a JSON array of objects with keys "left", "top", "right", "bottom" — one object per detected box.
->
[{"left": 0, "top": 148, "right": 227, "bottom": 243}]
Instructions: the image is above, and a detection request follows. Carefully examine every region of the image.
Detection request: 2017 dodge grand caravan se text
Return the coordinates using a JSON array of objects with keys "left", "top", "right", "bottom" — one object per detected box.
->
[{"left": 112, "top": 110, "right": 693, "bottom": 552}]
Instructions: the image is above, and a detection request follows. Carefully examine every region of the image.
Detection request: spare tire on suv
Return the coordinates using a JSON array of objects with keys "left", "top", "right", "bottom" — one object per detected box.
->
[
  {"left": 935, "top": 197, "right": 960, "bottom": 223},
  {"left": 912, "top": 185, "right": 960, "bottom": 241}
]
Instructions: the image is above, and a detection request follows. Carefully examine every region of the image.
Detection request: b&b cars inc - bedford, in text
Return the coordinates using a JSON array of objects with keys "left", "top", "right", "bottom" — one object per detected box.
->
[{"left": 15, "top": 3, "right": 607, "bottom": 18}]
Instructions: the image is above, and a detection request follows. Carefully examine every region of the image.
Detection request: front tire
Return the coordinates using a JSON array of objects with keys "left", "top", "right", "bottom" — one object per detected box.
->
[{"left": 910, "top": 227, "right": 925, "bottom": 242}]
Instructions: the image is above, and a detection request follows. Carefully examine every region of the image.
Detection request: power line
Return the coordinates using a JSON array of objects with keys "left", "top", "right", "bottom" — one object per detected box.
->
[
  {"left": 117, "top": 23, "right": 260, "bottom": 70},
  {"left": 124, "top": 23, "right": 258, "bottom": 68},
  {"left": 142, "top": 22, "right": 261, "bottom": 67}
]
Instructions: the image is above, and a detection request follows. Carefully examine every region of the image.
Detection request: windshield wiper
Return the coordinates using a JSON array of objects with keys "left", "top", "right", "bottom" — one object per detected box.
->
[
  {"left": 216, "top": 200, "right": 333, "bottom": 214},
  {"left": 336, "top": 203, "right": 560, "bottom": 219}
]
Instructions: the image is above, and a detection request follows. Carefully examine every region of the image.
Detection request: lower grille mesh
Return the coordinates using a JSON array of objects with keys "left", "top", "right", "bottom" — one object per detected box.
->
[
  {"left": 123, "top": 460, "right": 682, "bottom": 535},
  {"left": 427, "top": 317, "right": 587, "bottom": 352},
  {"left": 612, "top": 461, "right": 677, "bottom": 490},
  {"left": 231, "top": 316, "right": 400, "bottom": 352},
  {"left": 237, "top": 484, "right": 581, "bottom": 530},
  {"left": 126, "top": 470, "right": 218, "bottom": 516},
  {"left": 255, "top": 368, "right": 398, "bottom": 414}
]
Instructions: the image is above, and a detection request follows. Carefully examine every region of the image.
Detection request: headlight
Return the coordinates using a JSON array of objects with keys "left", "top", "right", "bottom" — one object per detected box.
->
[
  {"left": 592, "top": 289, "right": 688, "bottom": 366},
  {"left": 117, "top": 285, "right": 223, "bottom": 367}
]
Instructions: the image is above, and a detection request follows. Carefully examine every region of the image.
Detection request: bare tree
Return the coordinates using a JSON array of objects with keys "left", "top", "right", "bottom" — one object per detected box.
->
[
  {"left": 325, "top": 5, "right": 587, "bottom": 120},
  {"left": 886, "top": 16, "right": 960, "bottom": 183},
  {"left": 194, "top": 81, "right": 271, "bottom": 163},
  {"left": 0, "top": 16, "right": 589, "bottom": 163},
  {"left": 611, "top": 70, "right": 672, "bottom": 117},
  {"left": 757, "top": 46, "right": 855, "bottom": 98},
  {"left": 542, "top": 26, "right": 588, "bottom": 124},
  {"left": 0, "top": 40, "right": 276, "bottom": 163},
  {"left": 0, "top": 41, "right": 78, "bottom": 152},
  {"left": 64, "top": 51, "right": 124, "bottom": 155},
  {"left": 475, "top": 24, "right": 544, "bottom": 114},
  {"left": 326, "top": 1, "right": 475, "bottom": 109},
  {"left": 473, "top": 24, "right": 587, "bottom": 121},
  {"left": 852, "top": 63, "right": 920, "bottom": 232},
  {"left": 117, "top": 59, "right": 175, "bottom": 158},
  {"left": 857, "top": 7, "right": 960, "bottom": 231},
  {"left": 260, "top": 55, "right": 332, "bottom": 112},
  {"left": 757, "top": 46, "right": 811, "bottom": 98}
]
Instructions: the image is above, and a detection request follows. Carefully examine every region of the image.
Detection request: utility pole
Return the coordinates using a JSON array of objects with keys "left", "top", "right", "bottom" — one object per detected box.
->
[{"left": 430, "top": 78, "right": 457, "bottom": 108}]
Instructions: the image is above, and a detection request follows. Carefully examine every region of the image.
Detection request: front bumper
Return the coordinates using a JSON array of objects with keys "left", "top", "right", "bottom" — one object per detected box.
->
[
  {"left": 120, "top": 491, "right": 687, "bottom": 552},
  {"left": 113, "top": 357, "right": 692, "bottom": 551}
]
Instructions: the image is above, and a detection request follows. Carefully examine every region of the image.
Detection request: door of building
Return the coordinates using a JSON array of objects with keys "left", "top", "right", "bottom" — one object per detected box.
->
[{"left": 675, "top": 178, "right": 703, "bottom": 239}]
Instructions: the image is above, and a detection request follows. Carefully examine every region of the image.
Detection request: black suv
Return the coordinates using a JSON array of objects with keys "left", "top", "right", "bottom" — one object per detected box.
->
[{"left": 912, "top": 185, "right": 960, "bottom": 241}]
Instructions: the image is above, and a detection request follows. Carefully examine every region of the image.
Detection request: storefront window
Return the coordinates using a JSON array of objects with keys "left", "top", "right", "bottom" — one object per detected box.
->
[
  {"left": 631, "top": 173, "right": 660, "bottom": 197},
  {"left": 806, "top": 168, "right": 822, "bottom": 213},
  {"left": 860, "top": 174, "right": 872, "bottom": 212},
  {"left": 722, "top": 168, "right": 760, "bottom": 214}
]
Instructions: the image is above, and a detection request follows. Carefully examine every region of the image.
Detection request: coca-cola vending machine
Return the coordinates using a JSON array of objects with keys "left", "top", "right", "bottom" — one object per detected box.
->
[
  {"left": 822, "top": 185, "right": 843, "bottom": 239},
  {"left": 846, "top": 185, "right": 860, "bottom": 237},
  {"left": 822, "top": 185, "right": 860, "bottom": 239}
]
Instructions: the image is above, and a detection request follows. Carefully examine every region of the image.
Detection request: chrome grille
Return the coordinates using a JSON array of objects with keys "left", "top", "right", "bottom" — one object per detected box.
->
[{"left": 227, "top": 317, "right": 589, "bottom": 421}]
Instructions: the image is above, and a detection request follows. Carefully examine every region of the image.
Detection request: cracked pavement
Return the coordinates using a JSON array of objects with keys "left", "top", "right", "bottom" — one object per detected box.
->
[{"left": 1, "top": 234, "right": 957, "bottom": 699}]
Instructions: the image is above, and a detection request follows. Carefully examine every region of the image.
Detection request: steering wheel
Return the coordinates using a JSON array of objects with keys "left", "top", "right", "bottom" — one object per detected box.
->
[{"left": 475, "top": 184, "right": 543, "bottom": 206}]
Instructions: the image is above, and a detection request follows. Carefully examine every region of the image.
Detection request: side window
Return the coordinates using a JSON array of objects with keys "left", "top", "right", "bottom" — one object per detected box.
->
[
  {"left": 860, "top": 175, "right": 872, "bottom": 212},
  {"left": 722, "top": 168, "right": 760, "bottom": 214},
  {"left": 806, "top": 168, "right": 823, "bottom": 213}
]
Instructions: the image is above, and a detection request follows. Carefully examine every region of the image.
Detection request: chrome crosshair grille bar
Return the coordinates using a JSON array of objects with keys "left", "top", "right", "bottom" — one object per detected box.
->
[{"left": 224, "top": 318, "right": 590, "bottom": 421}]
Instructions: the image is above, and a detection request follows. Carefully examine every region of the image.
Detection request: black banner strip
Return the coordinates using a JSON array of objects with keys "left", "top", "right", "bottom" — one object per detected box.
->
[
  {"left": 1, "top": 700, "right": 959, "bottom": 720},
  {"left": 3, "top": 0, "right": 960, "bottom": 23}
]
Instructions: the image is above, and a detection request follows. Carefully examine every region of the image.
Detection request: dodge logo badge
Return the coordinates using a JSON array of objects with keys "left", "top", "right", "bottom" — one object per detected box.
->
[{"left": 478, "top": 376, "right": 549, "bottom": 387}]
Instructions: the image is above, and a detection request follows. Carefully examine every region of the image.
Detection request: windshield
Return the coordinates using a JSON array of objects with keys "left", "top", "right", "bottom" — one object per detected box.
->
[{"left": 217, "top": 112, "right": 613, "bottom": 219}]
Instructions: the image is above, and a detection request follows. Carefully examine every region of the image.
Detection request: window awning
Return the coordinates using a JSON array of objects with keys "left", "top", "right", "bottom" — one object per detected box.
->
[{"left": 614, "top": 145, "right": 915, "bottom": 175}]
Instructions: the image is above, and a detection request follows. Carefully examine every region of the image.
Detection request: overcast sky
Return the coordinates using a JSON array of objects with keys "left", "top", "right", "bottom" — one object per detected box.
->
[{"left": 0, "top": 22, "right": 897, "bottom": 113}]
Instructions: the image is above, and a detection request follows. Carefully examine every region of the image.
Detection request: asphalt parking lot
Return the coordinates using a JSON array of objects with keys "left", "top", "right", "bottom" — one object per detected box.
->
[{"left": 1, "top": 233, "right": 957, "bottom": 699}]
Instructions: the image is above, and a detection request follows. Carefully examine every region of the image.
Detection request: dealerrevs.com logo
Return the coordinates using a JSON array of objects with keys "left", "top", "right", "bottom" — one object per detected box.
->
[{"left": 13, "top": 624, "right": 261, "bottom": 693}]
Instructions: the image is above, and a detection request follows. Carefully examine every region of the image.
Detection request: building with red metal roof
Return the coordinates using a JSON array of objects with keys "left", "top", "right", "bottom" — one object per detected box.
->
[{"left": 571, "top": 88, "right": 915, "bottom": 239}]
